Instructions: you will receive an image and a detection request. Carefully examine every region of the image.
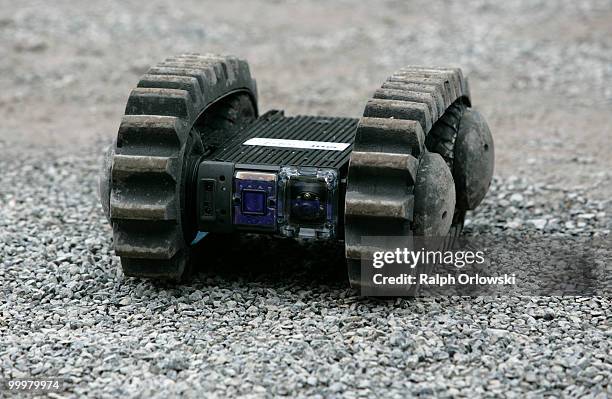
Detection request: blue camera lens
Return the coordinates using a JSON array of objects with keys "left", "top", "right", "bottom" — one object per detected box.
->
[
  {"left": 241, "top": 190, "right": 267, "bottom": 215},
  {"left": 290, "top": 198, "right": 322, "bottom": 222}
]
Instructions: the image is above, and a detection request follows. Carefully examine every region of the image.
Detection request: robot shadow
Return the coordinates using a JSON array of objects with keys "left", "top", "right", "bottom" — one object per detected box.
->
[{"left": 189, "top": 233, "right": 350, "bottom": 289}]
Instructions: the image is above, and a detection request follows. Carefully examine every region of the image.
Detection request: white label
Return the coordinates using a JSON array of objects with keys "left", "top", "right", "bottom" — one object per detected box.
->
[{"left": 243, "top": 137, "right": 351, "bottom": 151}]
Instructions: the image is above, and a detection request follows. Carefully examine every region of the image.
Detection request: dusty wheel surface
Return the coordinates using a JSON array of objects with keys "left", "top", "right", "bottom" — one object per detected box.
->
[
  {"left": 344, "top": 66, "right": 471, "bottom": 293},
  {"left": 99, "top": 53, "right": 258, "bottom": 281},
  {"left": 453, "top": 108, "right": 495, "bottom": 211},
  {"left": 426, "top": 98, "right": 495, "bottom": 240}
]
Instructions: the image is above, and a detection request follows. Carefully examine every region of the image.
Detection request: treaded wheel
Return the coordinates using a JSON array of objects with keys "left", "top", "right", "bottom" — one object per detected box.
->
[
  {"left": 100, "top": 53, "right": 258, "bottom": 281},
  {"left": 426, "top": 88, "right": 494, "bottom": 241},
  {"left": 345, "top": 66, "right": 470, "bottom": 291},
  {"left": 426, "top": 100, "right": 468, "bottom": 239}
]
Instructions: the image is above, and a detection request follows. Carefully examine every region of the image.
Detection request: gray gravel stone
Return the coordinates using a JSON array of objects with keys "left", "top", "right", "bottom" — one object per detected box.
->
[{"left": 1, "top": 0, "right": 611, "bottom": 398}]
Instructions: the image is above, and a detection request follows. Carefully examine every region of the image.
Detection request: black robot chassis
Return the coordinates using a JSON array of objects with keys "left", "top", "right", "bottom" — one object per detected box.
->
[{"left": 98, "top": 53, "right": 495, "bottom": 289}]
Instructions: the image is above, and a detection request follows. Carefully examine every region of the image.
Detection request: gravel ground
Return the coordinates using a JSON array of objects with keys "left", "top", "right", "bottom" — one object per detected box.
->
[{"left": 1, "top": 0, "right": 611, "bottom": 397}]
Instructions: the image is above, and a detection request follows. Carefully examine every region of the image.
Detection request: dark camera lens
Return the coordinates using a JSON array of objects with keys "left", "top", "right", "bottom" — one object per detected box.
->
[
  {"left": 288, "top": 179, "right": 327, "bottom": 224},
  {"left": 241, "top": 190, "right": 267, "bottom": 215},
  {"left": 290, "top": 197, "right": 323, "bottom": 222}
]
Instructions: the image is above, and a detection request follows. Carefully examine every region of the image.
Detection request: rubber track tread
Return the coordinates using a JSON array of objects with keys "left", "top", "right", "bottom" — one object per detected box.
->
[
  {"left": 109, "top": 53, "right": 257, "bottom": 280},
  {"left": 345, "top": 65, "right": 468, "bottom": 289}
]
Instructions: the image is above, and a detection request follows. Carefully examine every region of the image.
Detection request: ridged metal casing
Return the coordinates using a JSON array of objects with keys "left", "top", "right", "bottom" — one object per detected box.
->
[{"left": 210, "top": 114, "right": 358, "bottom": 169}]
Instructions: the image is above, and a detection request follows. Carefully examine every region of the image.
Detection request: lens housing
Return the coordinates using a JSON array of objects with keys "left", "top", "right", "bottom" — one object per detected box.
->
[
  {"left": 278, "top": 166, "right": 338, "bottom": 239},
  {"left": 233, "top": 171, "right": 277, "bottom": 231}
]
